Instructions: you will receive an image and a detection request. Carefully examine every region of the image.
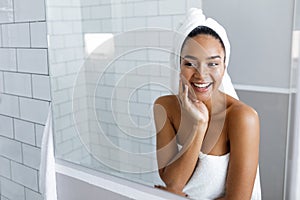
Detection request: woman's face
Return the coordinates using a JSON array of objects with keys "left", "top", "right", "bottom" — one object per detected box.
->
[{"left": 180, "top": 34, "right": 225, "bottom": 102}]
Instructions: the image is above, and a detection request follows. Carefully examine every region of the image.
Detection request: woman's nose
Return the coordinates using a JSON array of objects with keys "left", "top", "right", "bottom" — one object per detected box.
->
[{"left": 193, "top": 64, "right": 208, "bottom": 77}]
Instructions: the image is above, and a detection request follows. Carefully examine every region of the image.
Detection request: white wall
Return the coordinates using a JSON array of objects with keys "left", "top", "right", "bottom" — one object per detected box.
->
[
  {"left": 0, "top": 0, "right": 49, "bottom": 199},
  {"left": 203, "top": 0, "right": 294, "bottom": 89}
]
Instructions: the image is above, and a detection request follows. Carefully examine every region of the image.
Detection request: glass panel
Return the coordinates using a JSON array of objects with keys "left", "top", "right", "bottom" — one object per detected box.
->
[
  {"left": 46, "top": 0, "right": 203, "bottom": 186},
  {"left": 46, "top": 0, "right": 299, "bottom": 199}
]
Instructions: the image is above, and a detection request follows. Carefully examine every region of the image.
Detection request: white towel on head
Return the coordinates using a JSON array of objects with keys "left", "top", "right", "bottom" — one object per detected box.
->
[{"left": 172, "top": 8, "right": 238, "bottom": 100}]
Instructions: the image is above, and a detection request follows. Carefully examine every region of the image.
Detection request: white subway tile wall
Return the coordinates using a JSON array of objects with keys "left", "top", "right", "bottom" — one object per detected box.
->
[
  {"left": 0, "top": 71, "right": 3, "bottom": 92},
  {"left": 0, "top": 0, "right": 48, "bottom": 199},
  {"left": 47, "top": 0, "right": 92, "bottom": 173},
  {"left": 55, "top": 0, "right": 200, "bottom": 186},
  {"left": 13, "top": 0, "right": 46, "bottom": 22},
  {"left": 0, "top": 49, "right": 17, "bottom": 71},
  {"left": 0, "top": 156, "right": 11, "bottom": 179},
  {"left": 32, "top": 75, "right": 51, "bottom": 101},
  {"left": 17, "top": 49, "right": 48, "bottom": 74},
  {"left": 22, "top": 144, "right": 41, "bottom": 170},
  {"left": 30, "top": 22, "right": 48, "bottom": 48},
  {"left": 0, "top": 115, "right": 14, "bottom": 139},
  {"left": 35, "top": 124, "right": 45, "bottom": 148},
  {"left": 1, "top": 177, "right": 25, "bottom": 200},
  {"left": 3, "top": 72, "right": 32, "bottom": 97},
  {"left": 11, "top": 161, "right": 39, "bottom": 191},
  {"left": 1, "top": 23, "right": 30, "bottom": 47},
  {"left": 159, "top": 0, "right": 186, "bottom": 15},
  {"left": 0, "top": 137, "right": 22, "bottom": 163},
  {"left": 14, "top": 119, "right": 36, "bottom": 146},
  {"left": 0, "top": 0, "right": 14, "bottom": 24},
  {"left": 0, "top": 94, "right": 20, "bottom": 118},
  {"left": 25, "top": 188, "right": 43, "bottom": 200}
]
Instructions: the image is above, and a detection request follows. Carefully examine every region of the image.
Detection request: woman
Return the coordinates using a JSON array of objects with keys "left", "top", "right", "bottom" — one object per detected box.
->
[{"left": 154, "top": 8, "right": 261, "bottom": 200}]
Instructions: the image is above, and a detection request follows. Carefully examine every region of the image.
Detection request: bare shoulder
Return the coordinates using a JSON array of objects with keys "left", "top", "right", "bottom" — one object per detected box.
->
[
  {"left": 226, "top": 96, "right": 259, "bottom": 138},
  {"left": 154, "top": 95, "right": 179, "bottom": 109}
]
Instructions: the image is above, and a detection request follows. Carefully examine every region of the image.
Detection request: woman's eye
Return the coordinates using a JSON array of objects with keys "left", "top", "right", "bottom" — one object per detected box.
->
[
  {"left": 207, "top": 62, "right": 219, "bottom": 67},
  {"left": 185, "top": 62, "right": 197, "bottom": 67}
]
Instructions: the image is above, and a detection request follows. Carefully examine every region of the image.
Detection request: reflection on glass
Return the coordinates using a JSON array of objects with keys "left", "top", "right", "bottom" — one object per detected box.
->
[
  {"left": 84, "top": 33, "right": 114, "bottom": 56},
  {"left": 47, "top": 0, "right": 193, "bottom": 187},
  {"left": 46, "top": 0, "right": 299, "bottom": 199}
]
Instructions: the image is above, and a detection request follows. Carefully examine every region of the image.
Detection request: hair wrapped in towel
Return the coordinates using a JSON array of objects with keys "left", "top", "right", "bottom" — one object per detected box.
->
[{"left": 173, "top": 8, "right": 238, "bottom": 99}]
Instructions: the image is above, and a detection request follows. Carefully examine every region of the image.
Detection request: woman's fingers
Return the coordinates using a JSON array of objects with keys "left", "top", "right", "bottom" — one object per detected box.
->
[
  {"left": 179, "top": 84, "right": 190, "bottom": 110},
  {"left": 178, "top": 79, "right": 183, "bottom": 103},
  {"left": 179, "top": 76, "right": 209, "bottom": 122},
  {"left": 194, "top": 100, "right": 209, "bottom": 122},
  {"left": 178, "top": 79, "right": 188, "bottom": 107}
]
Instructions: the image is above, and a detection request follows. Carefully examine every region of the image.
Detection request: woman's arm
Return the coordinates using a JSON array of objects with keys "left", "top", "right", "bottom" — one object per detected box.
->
[
  {"left": 154, "top": 97, "right": 206, "bottom": 194},
  {"left": 220, "top": 104, "right": 260, "bottom": 200},
  {"left": 154, "top": 84, "right": 209, "bottom": 194}
]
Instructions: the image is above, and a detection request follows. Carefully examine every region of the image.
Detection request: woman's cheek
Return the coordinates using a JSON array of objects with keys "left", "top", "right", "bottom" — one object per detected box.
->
[{"left": 180, "top": 69, "right": 191, "bottom": 78}]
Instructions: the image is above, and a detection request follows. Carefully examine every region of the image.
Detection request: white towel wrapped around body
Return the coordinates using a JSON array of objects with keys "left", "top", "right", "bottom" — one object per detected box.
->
[{"left": 182, "top": 152, "right": 262, "bottom": 200}]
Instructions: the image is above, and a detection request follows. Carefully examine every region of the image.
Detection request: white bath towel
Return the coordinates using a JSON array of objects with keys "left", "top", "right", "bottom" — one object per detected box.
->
[
  {"left": 39, "top": 105, "right": 58, "bottom": 200},
  {"left": 183, "top": 152, "right": 261, "bottom": 200}
]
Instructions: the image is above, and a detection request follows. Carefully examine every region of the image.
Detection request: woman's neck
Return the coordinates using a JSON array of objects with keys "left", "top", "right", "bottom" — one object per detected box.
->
[{"left": 204, "top": 91, "right": 227, "bottom": 116}]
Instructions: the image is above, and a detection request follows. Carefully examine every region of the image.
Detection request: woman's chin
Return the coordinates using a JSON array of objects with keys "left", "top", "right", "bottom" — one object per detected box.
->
[
  {"left": 193, "top": 87, "right": 213, "bottom": 102},
  {"left": 195, "top": 93, "right": 212, "bottom": 102}
]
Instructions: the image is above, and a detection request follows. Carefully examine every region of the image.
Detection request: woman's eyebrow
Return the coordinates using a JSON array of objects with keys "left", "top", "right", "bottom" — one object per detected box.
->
[
  {"left": 207, "top": 55, "right": 222, "bottom": 60},
  {"left": 182, "top": 55, "right": 198, "bottom": 60},
  {"left": 182, "top": 55, "right": 222, "bottom": 60}
]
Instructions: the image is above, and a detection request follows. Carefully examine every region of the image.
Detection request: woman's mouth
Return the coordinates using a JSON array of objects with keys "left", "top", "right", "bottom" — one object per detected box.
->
[{"left": 191, "top": 82, "right": 213, "bottom": 92}]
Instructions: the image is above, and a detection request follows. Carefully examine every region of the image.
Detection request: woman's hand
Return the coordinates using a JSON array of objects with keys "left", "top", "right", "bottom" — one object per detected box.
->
[{"left": 179, "top": 75, "right": 209, "bottom": 125}]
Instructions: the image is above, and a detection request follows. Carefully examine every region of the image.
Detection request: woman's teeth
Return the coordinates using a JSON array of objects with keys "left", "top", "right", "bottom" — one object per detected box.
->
[{"left": 193, "top": 82, "right": 211, "bottom": 88}]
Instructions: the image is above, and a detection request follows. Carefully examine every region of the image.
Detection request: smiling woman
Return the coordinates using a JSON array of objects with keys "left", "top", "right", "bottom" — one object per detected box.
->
[
  {"left": 180, "top": 33, "right": 225, "bottom": 101},
  {"left": 154, "top": 9, "right": 261, "bottom": 200}
]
